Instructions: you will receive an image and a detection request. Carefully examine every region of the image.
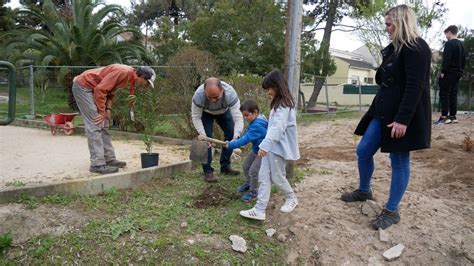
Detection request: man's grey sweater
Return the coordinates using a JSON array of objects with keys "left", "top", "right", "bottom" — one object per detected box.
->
[{"left": 191, "top": 81, "right": 243, "bottom": 138}]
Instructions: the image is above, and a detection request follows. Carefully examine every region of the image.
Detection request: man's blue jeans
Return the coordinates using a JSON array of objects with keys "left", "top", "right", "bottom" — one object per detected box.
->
[
  {"left": 356, "top": 118, "right": 410, "bottom": 212},
  {"left": 202, "top": 110, "right": 234, "bottom": 174}
]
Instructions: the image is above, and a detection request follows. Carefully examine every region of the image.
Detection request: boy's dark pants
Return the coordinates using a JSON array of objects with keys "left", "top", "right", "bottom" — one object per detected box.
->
[{"left": 438, "top": 73, "right": 463, "bottom": 117}]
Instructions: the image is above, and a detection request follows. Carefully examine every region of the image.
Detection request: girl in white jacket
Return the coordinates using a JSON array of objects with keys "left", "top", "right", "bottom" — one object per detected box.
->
[{"left": 240, "top": 69, "right": 300, "bottom": 221}]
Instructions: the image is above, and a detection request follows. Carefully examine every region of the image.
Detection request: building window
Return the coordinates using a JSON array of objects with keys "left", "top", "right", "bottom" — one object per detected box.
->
[
  {"left": 351, "top": 76, "right": 359, "bottom": 85},
  {"left": 364, "top": 77, "right": 374, "bottom": 84}
]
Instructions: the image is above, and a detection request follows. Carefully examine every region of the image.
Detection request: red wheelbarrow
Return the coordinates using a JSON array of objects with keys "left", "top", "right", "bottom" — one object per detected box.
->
[{"left": 43, "top": 112, "right": 79, "bottom": 135}]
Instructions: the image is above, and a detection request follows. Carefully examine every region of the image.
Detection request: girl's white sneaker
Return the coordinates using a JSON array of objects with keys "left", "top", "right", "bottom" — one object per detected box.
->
[
  {"left": 280, "top": 198, "right": 298, "bottom": 213},
  {"left": 240, "top": 207, "right": 266, "bottom": 220}
]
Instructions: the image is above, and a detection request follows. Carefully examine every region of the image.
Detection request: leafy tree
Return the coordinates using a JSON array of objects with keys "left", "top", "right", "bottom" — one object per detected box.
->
[
  {"left": 150, "top": 16, "right": 191, "bottom": 65},
  {"left": 303, "top": 0, "right": 376, "bottom": 108},
  {"left": 4, "top": 0, "right": 147, "bottom": 109},
  {"left": 458, "top": 28, "right": 473, "bottom": 110},
  {"left": 189, "top": 0, "right": 286, "bottom": 75},
  {"left": 354, "top": 0, "right": 447, "bottom": 65},
  {"left": 127, "top": 0, "right": 215, "bottom": 52}
]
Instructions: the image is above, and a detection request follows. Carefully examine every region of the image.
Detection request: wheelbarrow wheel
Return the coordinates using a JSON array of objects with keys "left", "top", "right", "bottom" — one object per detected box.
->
[{"left": 63, "top": 121, "right": 74, "bottom": 135}]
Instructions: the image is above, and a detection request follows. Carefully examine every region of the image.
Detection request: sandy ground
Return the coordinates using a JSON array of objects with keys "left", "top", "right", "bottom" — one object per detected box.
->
[
  {"left": 0, "top": 126, "right": 189, "bottom": 189},
  {"left": 265, "top": 113, "right": 474, "bottom": 264}
]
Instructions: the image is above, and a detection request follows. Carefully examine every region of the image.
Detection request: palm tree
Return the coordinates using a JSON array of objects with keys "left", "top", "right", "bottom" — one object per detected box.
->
[{"left": 4, "top": 0, "right": 148, "bottom": 109}]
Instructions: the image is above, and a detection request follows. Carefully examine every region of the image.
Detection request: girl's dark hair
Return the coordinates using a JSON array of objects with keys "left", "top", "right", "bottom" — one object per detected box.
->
[
  {"left": 240, "top": 99, "right": 260, "bottom": 113},
  {"left": 262, "top": 69, "right": 295, "bottom": 110}
]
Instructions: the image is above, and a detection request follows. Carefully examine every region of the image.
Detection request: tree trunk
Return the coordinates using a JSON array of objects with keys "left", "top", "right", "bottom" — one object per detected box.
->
[
  {"left": 306, "top": 76, "right": 325, "bottom": 108},
  {"left": 63, "top": 69, "right": 78, "bottom": 111},
  {"left": 305, "top": 0, "right": 337, "bottom": 109}
]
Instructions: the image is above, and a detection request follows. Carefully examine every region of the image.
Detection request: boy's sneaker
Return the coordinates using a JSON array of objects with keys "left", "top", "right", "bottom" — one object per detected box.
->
[
  {"left": 241, "top": 191, "right": 257, "bottom": 202},
  {"left": 240, "top": 207, "right": 266, "bottom": 220},
  {"left": 371, "top": 209, "right": 400, "bottom": 230},
  {"left": 280, "top": 197, "right": 298, "bottom": 213},
  {"left": 237, "top": 183, "right": 250, "bottom": 193},
  {"left": 434, "top": 116, "right": 447, "bottom": 125},
  {"left": 446, "top": 115, "right": 458, "bottom": 124},
  {"left": 341, "top": 189, "right": 374, "bottom": 202},
  {"left": 89, "top": 165, "right": 118, "bottom": 174}
]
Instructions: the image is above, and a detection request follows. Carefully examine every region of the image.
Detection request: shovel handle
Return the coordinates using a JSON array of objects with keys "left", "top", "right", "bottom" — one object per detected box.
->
[{"left": 197, "top": 135, "right": 227, "bottom": 145}]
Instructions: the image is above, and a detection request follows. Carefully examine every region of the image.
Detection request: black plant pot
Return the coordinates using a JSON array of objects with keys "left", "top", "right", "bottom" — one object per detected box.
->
[{"left": 141, "top": 153, "right": 159, "bottom": 168}]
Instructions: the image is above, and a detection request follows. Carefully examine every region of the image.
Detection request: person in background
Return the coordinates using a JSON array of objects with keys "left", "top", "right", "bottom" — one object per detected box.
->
[
  {"left": 225, "top": 99, "right": 268, "bottom": 202},
  {"left": 239, "top": 69, "right": 300, "bottom": 221},
  {"left": 191, "top": 77, "right": 244, "bottom": 182},
  {"left": 72, "top": 64, "right": 155, "bottom": 174},
  {"left": 435, "top": 25, "right": 466, "bottom": 125},
  {"left": 341, "top": 5, "right": 432, "bottom": 230}
]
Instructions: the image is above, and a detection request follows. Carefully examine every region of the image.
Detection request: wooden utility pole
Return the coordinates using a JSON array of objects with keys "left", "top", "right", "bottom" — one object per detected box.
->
[{"left": 284, "top": 0, "right": 303, "bottom": 179}]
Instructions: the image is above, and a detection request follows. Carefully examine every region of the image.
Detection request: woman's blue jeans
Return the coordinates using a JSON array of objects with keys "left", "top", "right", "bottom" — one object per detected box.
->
[{"left": 356, "top": 118, "right": 410, "bottom": 212}]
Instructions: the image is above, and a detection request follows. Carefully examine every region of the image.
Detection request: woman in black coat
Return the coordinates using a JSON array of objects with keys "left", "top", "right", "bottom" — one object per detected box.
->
[{"left": 341, "top": 4, "right": 432, "bottom": 230}]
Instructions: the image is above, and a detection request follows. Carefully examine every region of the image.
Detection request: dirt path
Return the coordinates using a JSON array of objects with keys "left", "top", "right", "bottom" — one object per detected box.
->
[
  {"left": 0, "top": 126, "right": 188, "bottom": 189},
  {"left": 265, "top": 114, "right": 474, "bottom": 264}
]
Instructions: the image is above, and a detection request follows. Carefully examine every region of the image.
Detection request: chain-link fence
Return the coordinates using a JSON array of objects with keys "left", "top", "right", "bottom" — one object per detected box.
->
[
  {"left": 298, "top": 74, "right": 473, "bottom": 113},
  {"left": 299, "top": 74, "right": 376, "bottom": 113}
]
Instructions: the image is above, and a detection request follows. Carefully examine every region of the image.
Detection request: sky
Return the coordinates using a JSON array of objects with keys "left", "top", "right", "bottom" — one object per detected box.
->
[{"left": 6, "top": 0, "right": 474, "bottom": 52}]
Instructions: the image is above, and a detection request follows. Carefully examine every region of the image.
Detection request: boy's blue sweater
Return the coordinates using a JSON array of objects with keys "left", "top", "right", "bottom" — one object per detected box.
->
[{"left": 227, "top": 115, "right": 268, "bottom": 154}]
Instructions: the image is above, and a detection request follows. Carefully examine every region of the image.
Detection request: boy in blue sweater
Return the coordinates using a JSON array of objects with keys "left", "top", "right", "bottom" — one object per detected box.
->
[{"left": 225, "top": 99, "right": 268, "bottom": 202}]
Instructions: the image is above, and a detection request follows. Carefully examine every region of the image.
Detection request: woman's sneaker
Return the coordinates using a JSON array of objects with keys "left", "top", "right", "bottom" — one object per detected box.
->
[
  {"left": 240, "top": 207, "right": 265, "bottom": 220},
  {"left": 241, "top": 191, "right": 257, "bottom": 202},
  {"left": 341, "top": 189, "right": 374, "bottom": 202},
  {"left": 372, "top": 209, "right": 400, "bottom": 230},
  {"left": 280, "top": 197, "right": 298, "bottom": 213}
]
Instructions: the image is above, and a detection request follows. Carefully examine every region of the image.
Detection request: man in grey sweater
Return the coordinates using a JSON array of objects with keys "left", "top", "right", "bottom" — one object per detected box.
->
[{"left": 191, "top": 77, "right": 244, "bottom": 182}]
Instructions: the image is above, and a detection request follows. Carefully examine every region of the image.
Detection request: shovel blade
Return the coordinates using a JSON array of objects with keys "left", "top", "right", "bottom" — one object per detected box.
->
[{"left": 189, "top": 139, "right": 209, "bottom": 164}]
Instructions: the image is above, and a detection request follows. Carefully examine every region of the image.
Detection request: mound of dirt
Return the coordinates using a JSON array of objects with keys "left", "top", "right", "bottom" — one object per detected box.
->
[{"left": 194, "top": 185, "right": 236, "bottom": 209}]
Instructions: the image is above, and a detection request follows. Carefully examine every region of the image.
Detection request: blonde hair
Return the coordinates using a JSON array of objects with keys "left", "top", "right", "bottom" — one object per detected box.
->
[{"left": 385, "top": 5, "right": 420, "bottom": 54}]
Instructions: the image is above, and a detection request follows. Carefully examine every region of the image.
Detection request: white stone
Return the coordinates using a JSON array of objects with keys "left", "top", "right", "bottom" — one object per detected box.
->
[
  {"left": 180, "top": 222, "right": 188, "bottom": 229},
  {"left": 379, "top": 229, "right": 389, "bottom": 242},
  {"left": 229, "top": 235, "right": 247, "bottom": 253},
  {"left": 383, "top": 244, "right": 405, "bottom": 261},
  {"left": 266, "top": 228, "right": 276, "bottom": 237},
  {"left": 187, "top": 239, "right": 195, "bottom": 245}
]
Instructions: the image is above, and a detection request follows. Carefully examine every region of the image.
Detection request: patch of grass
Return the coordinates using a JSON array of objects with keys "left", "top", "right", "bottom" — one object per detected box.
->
[
  {"left": 16, "top": 194, "right": 39, "bottom": 209},
  {"left": 0, "top": 233, "right": 13, "bottom": 253},
  {"left": 3, "top": 161, "right": 286, "bottom": 263},
  {"left": 4, "top": 180, "right": 26, "bottom": 187},
  {"left": 109, "top": 214, "right": 138, "bottom": 240}
]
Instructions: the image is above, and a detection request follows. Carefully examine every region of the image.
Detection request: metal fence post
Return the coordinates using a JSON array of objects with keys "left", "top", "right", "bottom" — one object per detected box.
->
[
  {"left": 324, "top": 77, "right": 330, "bottom": 113},
  {"left": 358, "top": 78, "right": 362, "bottom": 111},
  {"left": 29, "top": 65, "right": 35, "bottom": 115}
]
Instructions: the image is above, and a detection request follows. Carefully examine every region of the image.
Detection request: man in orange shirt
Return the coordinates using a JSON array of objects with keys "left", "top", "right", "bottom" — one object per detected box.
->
[{"left": 72, "top": 64, "right": 156, "bottom": 174}]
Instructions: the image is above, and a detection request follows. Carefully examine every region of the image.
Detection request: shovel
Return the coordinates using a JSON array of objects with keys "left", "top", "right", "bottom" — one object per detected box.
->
[
  {"left": 189, "top": 136, "right": 226, "bottom": 164},
  {"left": 189, "top": 139, "right": 209, "bottom": 163}
]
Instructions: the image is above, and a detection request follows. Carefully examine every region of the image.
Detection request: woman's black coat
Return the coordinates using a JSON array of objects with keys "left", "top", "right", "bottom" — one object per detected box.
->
[{"left": 355, "top": 38, "right": 432, "bottom": 153}]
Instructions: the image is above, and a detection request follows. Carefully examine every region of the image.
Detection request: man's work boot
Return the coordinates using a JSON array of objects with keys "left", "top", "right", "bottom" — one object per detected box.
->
[
  {"left": 221, "top": 167, "right": 240, "bottom": 176},
  {"left": 106, "top": 159, "right": 127, "bottom": 168},
  {"left": 204, "top": 172, "right": 218, "bottom": 183},
  {"left": 89, "top": 165, "right": 119, "bottom": 174}
]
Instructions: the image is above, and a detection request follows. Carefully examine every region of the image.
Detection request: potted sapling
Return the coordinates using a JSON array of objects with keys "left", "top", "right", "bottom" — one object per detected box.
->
[{"left": 134, "top": 89, "right": 160, "bottom": 168}]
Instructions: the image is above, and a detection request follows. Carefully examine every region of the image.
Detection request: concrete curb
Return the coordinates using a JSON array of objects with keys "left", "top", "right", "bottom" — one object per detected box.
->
[
  {"left": 11, "top": 119, "right": 192, "bottom": 145},
  {"left": 0, "top": 161, "right": 192, "bottom": 203}
]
